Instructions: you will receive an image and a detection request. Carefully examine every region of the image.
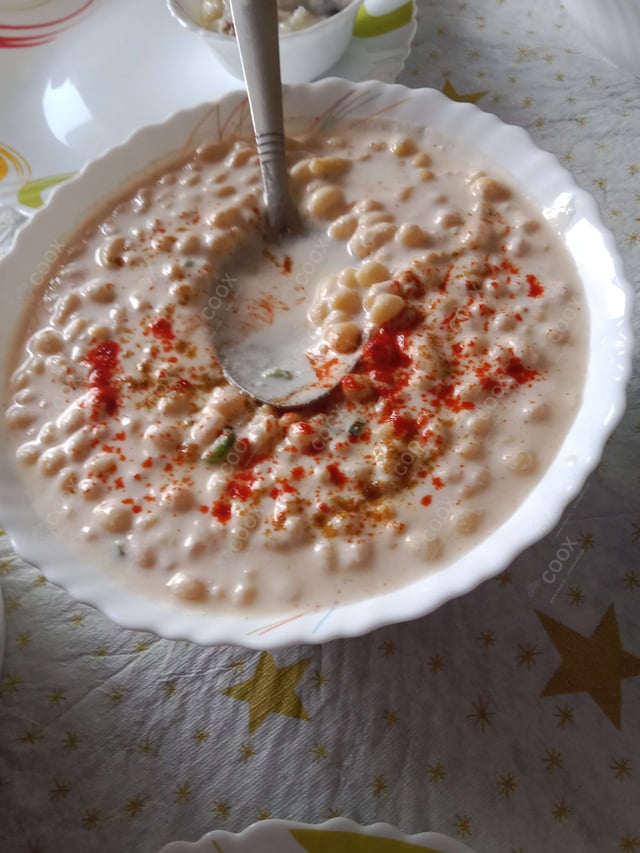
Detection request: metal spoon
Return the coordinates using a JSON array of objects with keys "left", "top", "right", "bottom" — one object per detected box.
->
[{"left": 213, "top": 0, "right": 362, "bottom": 409}]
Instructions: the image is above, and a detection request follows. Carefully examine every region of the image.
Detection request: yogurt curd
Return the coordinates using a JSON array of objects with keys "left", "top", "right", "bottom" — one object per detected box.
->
[{"left": 4, "top": 120, "right": 588, "bottom": 613}]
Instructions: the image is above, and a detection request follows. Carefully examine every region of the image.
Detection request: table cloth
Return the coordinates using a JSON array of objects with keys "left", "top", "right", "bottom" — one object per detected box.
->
[{"left": 1, "top": 1, "right": 639, "bottom": 851}]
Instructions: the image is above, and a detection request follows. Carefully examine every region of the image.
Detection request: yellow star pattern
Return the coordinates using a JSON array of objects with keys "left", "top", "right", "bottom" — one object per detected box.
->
[
  {"left": 553, "top": 703, "right": 575, "bottom": 728},
  {"left": 516, "top": 643, "right": 542, "bottom": 670},
  {"left": 378, "top": 639, "right": 397, "bottom": 657},
  {"left": 579, "top": 532, "right": 595, "bottom": 550},
  {"left": 48, "top": 779, "right": 70, "bottom": 800},
  {"left": 16, "top": 631, "right": 32, "bottom": 649},
  {"left": 552, "top": 800, "right": 571, "bottom": 822},
  {"left": 18, "top": 727, "right": 43, "bottom": 745},
  {"left": 383, "top": 709, "right": 399, "bottom": 729},
  {"left": 442, "top": 79, "right": 487, "bottom": 104},
  {"left": 453, "top": 814, "right": 472, "bottom": 837},
  {"left": 370, "top": 775, "right": 388, "bottom": 798},
  {"left": 47, "top": 688, "right": 65, "bottom": 707},
  {"left": 496, "top": 773, "right": 517, "bottom": 797},
  {"left": 213, "top": 801, "right": 231, "bottom": 818},
  {"left": 70, "top": 613, "right": 85, "bottom": 628},
  {"left": 62, "top": 732, "right": 81, "bottom": 751},
  {"left": 311, "top": 744, "right": 327, "bottom": 762},
  {"left": 428, "top": 762, "right": 446, "bottom": 783},
  {"left": 193, "top": 729, "right": 209, "bottom": 744},
  {"left": 310, "top": 669, "right": 329, "bottom": 688},
  {"left": 221, "top": 652, "right": 311, "bottom": 734},
  {"left": 0, "top": 558, "right": 14, "bottom": 575},
  {"left": 428, "top": 654, "right": 445, "bottom": 673},
  {"left": 125, "top": 796, "right": 146, "bottom": 818},
  {"left": 238, "top": 743, "right": 255, "bottom": 762},
  {"left": 174, "top": 783, "right": 191, "bottom": 803},
  {"left": 567, "top": 587, "right": 585, "bottom": 607},
  {"left": 1, "top": 672, "right": 23, "bottom": 696},
  {"left": 620, "top": 835, "right": 640, "bottom": 852},
  {"left": 537, "top": 605, "right": 640, "bottom": 728},
  {"left": 542, "top": 748, "right": 563, "bottom": 772},
  {"left": 110, "top": 688, "right": 125, "bottom": 705},
  {"left": 623, "top": 571, "right": 640, "bottom": 591},
  {"left": 138, "top": 739, "right": 154, "bottom": 755},
  {"left": 82, "top": 809, "right": 101, "bottom": 830},
  {"left": 611, "top": 757, "right": 632, "bottom": 780},
  {"left": 478, "top": 630, "right": 495, "bottom": 649},
  {"left": 497, "top": 571, "right": 513, "bottom": 587},
  {"left": 161, "top": 680, "right": 177, "bottom": 699},
  {"left": 256, "top": 810, "right": 271, "bottom": 821},
  {"left": 467, "top": 697, "right": 495, "bottom": 730}
]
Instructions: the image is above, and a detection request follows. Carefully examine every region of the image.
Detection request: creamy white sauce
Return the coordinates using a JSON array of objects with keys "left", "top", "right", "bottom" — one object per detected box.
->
[{"left": 4, "top": 122, "right": 588, "bottom": 614}]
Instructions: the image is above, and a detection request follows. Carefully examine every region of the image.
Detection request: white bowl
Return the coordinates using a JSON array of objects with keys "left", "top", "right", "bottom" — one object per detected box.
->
[
  {"left": 562, "top": 0, "right": 640, "bottom": 76},
  {"left": 166, "top": 0, "right": 363, "bottom": 84},
  {"left": 0, "top": 79, "right": 633, "bottom": 648},
  {"left": 158, "top": 817, "right": 478, "bottom": 853}
]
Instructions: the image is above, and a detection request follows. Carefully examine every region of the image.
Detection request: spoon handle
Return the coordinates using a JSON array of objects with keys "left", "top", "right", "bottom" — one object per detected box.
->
[{"left": 229, "top": 0, "right": 301, "bottom": 236}]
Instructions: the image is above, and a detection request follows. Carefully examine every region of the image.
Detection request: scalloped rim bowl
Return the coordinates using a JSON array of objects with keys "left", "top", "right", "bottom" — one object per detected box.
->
[
  {"left": 0, "top": 79, "right": 633, "bottom": 648},
  {"left": 158, "top": 817, "right": 478, "bottom": 852}
]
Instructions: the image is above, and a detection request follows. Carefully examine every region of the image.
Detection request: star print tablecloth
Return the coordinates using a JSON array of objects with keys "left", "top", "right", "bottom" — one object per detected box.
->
[{"left": 1, "top": 1, "right": 640, "bottom": 852}]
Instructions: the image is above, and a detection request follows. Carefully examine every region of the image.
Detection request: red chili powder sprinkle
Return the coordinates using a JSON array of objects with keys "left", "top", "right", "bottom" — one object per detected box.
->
[
  {"left": 86, "top": 340, "right": 120, "bottom": 420},
  {"left": 173, "top": 378, "right": 192, "bottom": 392},
  {"left": 212, "top": 499, "right": 232, "bottom": 523},
  {"left": 421, "top": 495, "right": 433, "bottom": 507},
  {"left": 386, "top": 410, "right": 417, "bottom": 439},
  {"left": 113, "top": 431, "right": 126, "bottom": 441},
  {"left": 142, "top": 458, "right": 153, "bottom": 469},
  {"left": 359, "top": 329, "right": 411, "bottom": 376},
  {"left": 502, "top": 259, "right": 519, "bottom": 275},
  {"left": 291, "top": 466, "right": 305, "bottom": 481},
  {"left": 226, "top": 481, "right": 252, "bottom": 502},
  {"left": 526, "top": 274, "right": 544, "bottom": 298},
  {"left": 432, "top": 477, "right": 445, "bottom": 490},
  {"left": 149, "top": 318, "right": 175, "bottom": 341},
  {"left": 505, "top": 356, "right": 539, "bottom": 385},
  {"left": 327, "top": 464, "right": 347, "bottom": 488}
]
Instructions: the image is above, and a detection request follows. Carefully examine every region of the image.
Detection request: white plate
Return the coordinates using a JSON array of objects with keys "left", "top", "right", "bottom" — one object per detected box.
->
[
  {"left": 0, "top": 79, "right": 633, "bottom": 648},
  {"left": 158, "top": 818, "right": 478, "bottom": 853},
  {"left": 0, "top": 0, "right": 416, "bottom": 217}
]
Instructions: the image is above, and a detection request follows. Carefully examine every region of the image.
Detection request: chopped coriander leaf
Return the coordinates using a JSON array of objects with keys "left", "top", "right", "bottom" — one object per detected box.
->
[
  {"left": 348, "top": 420, "right": 366, "bottom": 437},
  {"left": 202, "top": 428, "right": 236, "bottom": 464},
  {"left": 262, "top": 367, "right": 294, "bottom": 380}
]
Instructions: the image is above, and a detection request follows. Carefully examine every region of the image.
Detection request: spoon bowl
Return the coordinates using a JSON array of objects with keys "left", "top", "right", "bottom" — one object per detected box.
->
[{"left": 213, "top": 0, "right": 363, "bottom": 407}]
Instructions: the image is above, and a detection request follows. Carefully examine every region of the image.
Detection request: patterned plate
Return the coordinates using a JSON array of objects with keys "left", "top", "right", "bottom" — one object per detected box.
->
[{"left": 158, "top": 818, "right": 478, "bottom": 853}]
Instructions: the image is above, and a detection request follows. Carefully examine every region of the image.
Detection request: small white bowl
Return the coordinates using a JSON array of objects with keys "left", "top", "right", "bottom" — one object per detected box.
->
[
  {"left": 166, "top": 0, "right": 363, "bottom": 84},
  {"left": 562, "top": 0, "right": 640, "bottom": 76}
]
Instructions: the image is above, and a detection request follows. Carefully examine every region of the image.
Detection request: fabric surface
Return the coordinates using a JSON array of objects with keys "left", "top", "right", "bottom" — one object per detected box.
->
[{"left": 1, "top": 1, "right": 640, "bottom": 851}]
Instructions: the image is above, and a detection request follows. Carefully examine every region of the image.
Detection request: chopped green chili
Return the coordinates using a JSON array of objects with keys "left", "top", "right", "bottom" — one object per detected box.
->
[
  {"left": 262, "top": 367, "right": 294, "bottom": 380},
  {"left": 202, "top": 428, "right": 236, "bottom": 464}
]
